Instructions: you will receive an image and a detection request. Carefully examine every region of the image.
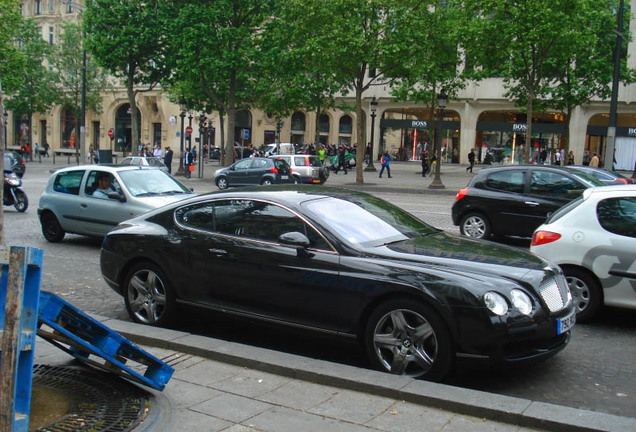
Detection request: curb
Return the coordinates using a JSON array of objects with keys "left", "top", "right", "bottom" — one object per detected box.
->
[{"left": 97, "top": 316, "right": 636, "bottom": 432}]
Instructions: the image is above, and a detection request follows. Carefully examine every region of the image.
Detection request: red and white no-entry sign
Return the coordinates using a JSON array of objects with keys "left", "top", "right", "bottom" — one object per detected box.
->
[
  {"left": 108, "top": 129, "right": 114, "bottom": 138},
  {"left": 185, "top": 126, "right": 193, "bottom": 135}
]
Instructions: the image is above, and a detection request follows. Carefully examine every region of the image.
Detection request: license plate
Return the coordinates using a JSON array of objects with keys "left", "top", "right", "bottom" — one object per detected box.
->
[
  {"left": 557, "top": 309, "right": 576, "bottom": 335},
  {"left": 281, "top": 175, "right": 288, "bottom": 179}
]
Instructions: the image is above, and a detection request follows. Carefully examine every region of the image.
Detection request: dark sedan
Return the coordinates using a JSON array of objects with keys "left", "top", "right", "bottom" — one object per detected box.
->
[
  {"left": 452, "top": 165, "right": 604, "bottom": 239},
  {"left": 213, "top": 157, "right": 295, "bottom": 189},
  {"left": 101, "top": 187, "right": 575, "bottom": 381}
]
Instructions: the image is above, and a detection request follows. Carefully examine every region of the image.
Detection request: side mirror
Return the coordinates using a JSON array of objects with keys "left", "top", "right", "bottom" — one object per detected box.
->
[
  {"left": 278, "top": 231, "right": 313, "bottom": 257},
  {"left": 108, "top": 191, "right": 126, "bottom": 202}
]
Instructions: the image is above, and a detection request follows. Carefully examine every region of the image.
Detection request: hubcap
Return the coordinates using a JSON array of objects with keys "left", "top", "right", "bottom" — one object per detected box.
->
[
  {"left": 373, "top": 309, "right": 438, "bottom": 377},
  {"left": 127, "top": 269, "right": 167, "bottom": 324},
  {"left": 567, "top": 276, "right": 590, "bottom": 313},
  {"left": 463, "top": 216, "right": 486, "bottom": 238}
]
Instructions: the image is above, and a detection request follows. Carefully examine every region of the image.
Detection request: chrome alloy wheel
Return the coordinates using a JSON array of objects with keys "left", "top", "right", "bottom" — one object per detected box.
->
[
  {"left": 566, "top": 275, "right": 591, "bottom": 314},
  {"left": 372, "top": 309, "right": 439, "bottom": 377},
  {"left": 127, "top": 269, "right": 167, "bottom": 324},
  {"left": 462, "top": 215, "right": 487, "bottom": 238}
]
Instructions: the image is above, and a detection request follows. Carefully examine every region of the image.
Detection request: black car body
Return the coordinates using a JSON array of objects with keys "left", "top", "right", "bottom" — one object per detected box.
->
[
  {"left": 452, "top": 165, "right": 604, "bottom": 239},
  {"left": 213, "top": 157, "right": 295, "bottom": 190},
  {"left": 101, "top": 187, "right": 575, "bottom": 381},
  {"left": 4, "top": 151, "right": 26, "bottom": 178}
]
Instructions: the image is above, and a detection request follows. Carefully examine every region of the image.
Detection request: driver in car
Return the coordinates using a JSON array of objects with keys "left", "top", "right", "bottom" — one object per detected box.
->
[{"left": 93, "top": 172, "right": 113, "bottom": 199}]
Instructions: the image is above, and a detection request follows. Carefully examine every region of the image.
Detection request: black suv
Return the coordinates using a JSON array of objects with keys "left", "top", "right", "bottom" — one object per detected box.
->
[
  {"left": 213, "top": 157, "right": 295, "bottom": 190},
  {"left": 451, "top": 165, "right": 604, "bottom": 239},
  {"left": 4, "top": 151, "right": 25, "bottom": 178}
]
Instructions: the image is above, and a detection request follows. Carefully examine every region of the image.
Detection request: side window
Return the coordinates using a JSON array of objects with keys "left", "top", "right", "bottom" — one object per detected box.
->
[
  {"left": 597, "top": 197, "right": 636, "bottom": 238},
  {"left": 294, "top": 156, "right": 307, "bottom": 166},
  {"left": 53, "top": 170, "right": 85, "bottom": 195},
  {"left": 200, "top": 199, "right": 330, "bottom": 249},
  {"left": 120, "top": 158, "right": 132, "bottom": 166},
  {"left": 84, "top": 171, "right": 121, "bottom": 198},
  {"left": 485, "top": 170, "right": 524, "bottom": 193},
  {"left": 251, "top": 159, "right": 268, "bottom": 169},
  {"left": 235, "top": 159, "right": 252, "bottom": 171},
  {"left": 530, "top": 171, "right": 583, "bottom": 198}
]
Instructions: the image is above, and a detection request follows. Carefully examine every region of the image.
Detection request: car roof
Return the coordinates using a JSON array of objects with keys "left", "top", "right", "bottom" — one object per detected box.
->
[
  {"left": 582, "top": 184, "right": 636, "bottom": 199},
  {"left": 51, "top": 164, "right": 158, "bottom": 174},
  {"left": 478, "top": 165, "right": 578, "bottom": 173}
]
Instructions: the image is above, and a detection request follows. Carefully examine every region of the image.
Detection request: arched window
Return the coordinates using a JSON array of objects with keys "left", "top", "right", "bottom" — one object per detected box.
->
[
  {"left": 339, "top": 115, "right": 352, "bottom": 134},
  {"left": 319, "top": 114, "right": 330, "bottom": 133},
  {"left": 115, "top": 104, "right": 141, "bottom": 153},
  {"left": 291, "top": 112, "right": 306, "bottom": 131}
]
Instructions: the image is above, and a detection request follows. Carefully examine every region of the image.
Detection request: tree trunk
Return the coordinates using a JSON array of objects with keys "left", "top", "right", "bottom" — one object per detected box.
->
[
  {"left": 225, "top": 104, "right": 236, "bottom": 167},
  {"left": 0, "top": 75, "right": 6, "bottom": 244},
  {"left": 127, "top": 69, "right": 139, "bottom": 156},
  {"left": 525, "top": 93, "right": 534, "bottom": 164},
  {"left": 314, "top": 104, "right": 321, "bottom": 145},
  {"left": 218, "top": 110, "right": 226, "bottom": 164},
  {"left": 355, "top": 86, "right": 365, "bottom": 184}
]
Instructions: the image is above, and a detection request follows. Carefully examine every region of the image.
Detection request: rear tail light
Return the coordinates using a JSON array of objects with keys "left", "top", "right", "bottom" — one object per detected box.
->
[
  {"left": 455, "top": 187, "right": 469, "bottom": 200},
  {"left": 270, "top": 167, "right": 279, "bottom": 174},
  {"left": 532, "top": 231, "right": 561, "bottom": 246},
  {"left": 616, "top": 178, "right": 628, "bottom": 185}
]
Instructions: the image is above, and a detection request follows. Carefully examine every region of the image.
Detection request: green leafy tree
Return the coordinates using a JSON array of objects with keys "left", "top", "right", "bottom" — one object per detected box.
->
[
  {"left": 84, "top": 0, "right": 170, "bottom": 156},
  {"left": 461, "top": 0, "right": 586, "bottom": 163},
  {"left": 5, "top": 19, "right": 58, "bottom": 118},
  {"left": 274, "top": 0, "right": 424, "bottom": 184},
  {"left": 50, "top": 21, "right": 107, "bottom": 162},
  {"left": 0, "top": 0, "right": 24, "bottom": 243},
  {"left": 163, "top": 0, "right": 279, "bottom": 166}
]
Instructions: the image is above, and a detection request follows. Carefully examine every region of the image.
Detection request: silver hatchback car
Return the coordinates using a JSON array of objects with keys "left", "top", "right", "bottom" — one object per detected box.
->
[
  {"left": 272, "top": 154, "right": 329, "bottom": 184},
  {"left": 38, "top": 165, "right": 195, "bottom": 242}
]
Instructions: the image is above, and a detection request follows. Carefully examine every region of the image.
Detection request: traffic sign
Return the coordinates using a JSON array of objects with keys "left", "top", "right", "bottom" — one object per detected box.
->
[
  {"left": 108, "top": 129, "right": 114, "bottom": 138},
  {"left": 185, "top": 126, "right": 193, "bottom": 135}
]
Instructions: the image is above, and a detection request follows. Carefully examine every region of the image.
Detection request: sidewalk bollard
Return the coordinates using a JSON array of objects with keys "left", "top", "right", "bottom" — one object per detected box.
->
[{"left": 0, "top": 247, "right": 43, "bottom": 432}]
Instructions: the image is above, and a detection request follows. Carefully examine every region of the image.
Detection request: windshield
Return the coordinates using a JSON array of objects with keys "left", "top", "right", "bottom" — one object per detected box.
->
[
  {"left": 302, "top": 195, "right": 437, "bottom": 247},
  {"left": 569, "top": 171, "right": 605, "bottom": 187},
  {"left": 146, "top": 158, "right": 165, "bottom": 167},
  {"left": 118, "top": 169, "right": 191, "bottom": 197}
]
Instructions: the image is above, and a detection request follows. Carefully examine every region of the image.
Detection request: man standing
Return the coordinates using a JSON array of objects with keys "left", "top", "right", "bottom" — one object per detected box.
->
[
  {"left": 336, "top": 146, "right": 347, "bottom": 174},
  {"left": 589, "top": 152, "right": 600, "bottom": 167},
  {"left": 164, "top": 146, "right": 173, "bottom": 174},
  {"left": 184, "top": 148, "right": 193, "bottom": 178},
  {"left": 466, "top": 148, "right": 475, "bottom": 173},
  {"left": 582, "top": 149, "right": 590, "bottom": 166},
  {"left": 153, "top": 144, "right": 162, "bottom": 159}
]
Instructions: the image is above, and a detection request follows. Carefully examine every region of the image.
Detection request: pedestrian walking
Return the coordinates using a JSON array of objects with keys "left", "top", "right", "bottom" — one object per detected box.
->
[
  {"left": 466, "top": 148, "right": 475, "bottom": 173},
  {"left": 184, "top": 148, "right": 193, "bottom": 178},
  {"left": 582, "top": 149, "right": 590, "bottom": 166},
  {"left": 43, "top": 141, "right": 50, "bottom": 157},
  {"left": 589, "top": 153, "right": 600, "bottom": 167},
  {"left": 379, "top": 152, "right": 391, "bottom": 178},
  {"left": 336, "top": 146, "right": 347, "bottom": 174},
  {"left": 421, "top": 151, "right": 429, "bottom": 177},
  {"left": 163, "top": 146, "right": 173, "bottom": 174},
  {"left": 567, "top": 151, "right": 575, "bottom": 165}
]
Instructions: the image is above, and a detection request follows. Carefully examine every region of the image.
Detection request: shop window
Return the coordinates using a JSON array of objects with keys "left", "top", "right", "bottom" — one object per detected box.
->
[{"left": 61, "top": 107, "right": 77, "bottom": 149}]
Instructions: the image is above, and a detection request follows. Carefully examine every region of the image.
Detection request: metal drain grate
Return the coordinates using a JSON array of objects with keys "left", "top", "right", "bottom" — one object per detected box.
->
[{"left": 32, "top": 364, "right": 150, "bottom": 432}]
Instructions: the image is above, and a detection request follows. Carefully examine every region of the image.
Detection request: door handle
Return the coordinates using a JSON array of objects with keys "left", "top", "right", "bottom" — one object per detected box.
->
[
  {"left": 208, "top": 248, "right": 227, "bottom": 256},
  {"left": 81, "top": 203, "right": 88, "bottom": 208},
  {"left": 524, "top": 201, "right": 540, "bottom": 206}
]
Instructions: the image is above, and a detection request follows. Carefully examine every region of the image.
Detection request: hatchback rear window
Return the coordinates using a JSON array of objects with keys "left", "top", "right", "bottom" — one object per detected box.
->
[
  {"left": 597, "top": 197, "right": 636, "bottom": 238},
  {"left": 484, "top": 170, "right": 524, "bottom": 193}
]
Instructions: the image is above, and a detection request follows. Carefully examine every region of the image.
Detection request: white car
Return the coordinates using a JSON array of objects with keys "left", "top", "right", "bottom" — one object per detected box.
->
[
  {"left": 120, "top": 156, "right": 168, "bottom": 172},
  {"left": 530, "top": 185, "right": 636, "bottom": 321}
]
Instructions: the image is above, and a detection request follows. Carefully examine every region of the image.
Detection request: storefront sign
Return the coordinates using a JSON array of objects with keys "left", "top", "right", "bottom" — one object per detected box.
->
[
  {"left": 411, "top": 120, "right": 428, "bottom": 128},
  {"left": 628, "top": 128, "right": 636, "bottom": 137},
  {"left": 512, "top": 123, "right": 527, "bottom": 132}
]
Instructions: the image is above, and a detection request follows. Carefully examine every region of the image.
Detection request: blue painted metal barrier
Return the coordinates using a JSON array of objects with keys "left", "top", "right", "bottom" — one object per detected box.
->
[{"left": 0, "top": 246, "right": 43, "bottom": 432}]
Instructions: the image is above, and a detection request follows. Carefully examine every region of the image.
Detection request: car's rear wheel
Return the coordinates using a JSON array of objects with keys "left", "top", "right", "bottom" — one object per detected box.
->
[
  {"left": 216, "top": 176, "right": 228, "bottom": 190},
  {"left": 123, "top": 262, "right": 176, "bottom": 326},
  {"left": 459, "top": 212, "right": 491, "bottom": 239},
  {"left": 13, "top": 189, "right": 28, "bottom": 212},
  {"left": 292, "top": 174, "right": 301, "bottom": 184},
  {"left": 563, "top": 267, "right": 602, "bottom": 322},
  {"left": 41, "top": 212, "right": 65, "bottom": 242},
  {"left": 364, "top": 298, "right": 453, "bottom": 381},
  {"left": 261, "top": 178, "right": 273, "bottom": 186}
]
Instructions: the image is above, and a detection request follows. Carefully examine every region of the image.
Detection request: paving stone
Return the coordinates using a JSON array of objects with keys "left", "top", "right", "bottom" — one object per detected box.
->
[
  {"left": 440, "top": 415, "right": 524, "bottom": 432},
  {"left": 257, "top": 380, "right": 340, "bottom": 411},
  {"left": 307, "top": 388, "right": 396, "bottom": 424},
  {"left": 211, "top": 368, "right": 293, "bottom": 398},
  {"left": 247, "top": 406, "right": 376, "bottom": 432},
  {"left": 164, "top": 378, "right": 221, "bottom": 409},
  {"left": 365, "top": 400, "right": 454, "bottom": 432},
  {"left": 191, "top": 393, "right": 273, "bottom": 423},
  {"left": 167, "top": 408, "right": 233, "bottom": 431},
  {"left": 172, "top": 358, "right": 244, "bottom": 386}
]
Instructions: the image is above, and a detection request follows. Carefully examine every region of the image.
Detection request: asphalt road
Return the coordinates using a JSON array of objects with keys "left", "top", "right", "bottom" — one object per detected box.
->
[{"left": 6, "top": 160, "right": 635, "bottom": 419}]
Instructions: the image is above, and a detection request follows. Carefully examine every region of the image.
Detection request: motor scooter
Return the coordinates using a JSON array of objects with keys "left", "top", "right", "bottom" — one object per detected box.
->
[{"left": 4, "top": 171, "right": 28, "bottom": 212}]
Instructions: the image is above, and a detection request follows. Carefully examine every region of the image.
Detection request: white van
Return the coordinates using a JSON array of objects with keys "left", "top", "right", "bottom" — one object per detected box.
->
[{"left": 260, "top": 143, "right": 295, "bottom": 156}]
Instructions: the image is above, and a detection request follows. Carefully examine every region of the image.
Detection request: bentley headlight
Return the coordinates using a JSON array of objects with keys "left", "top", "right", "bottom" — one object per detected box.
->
[
  {"left": 483, "top": 292, "right": 508, "bottom": 316},
  {"left": 510, "top": 289, "right": 533, "bottom": 315}
]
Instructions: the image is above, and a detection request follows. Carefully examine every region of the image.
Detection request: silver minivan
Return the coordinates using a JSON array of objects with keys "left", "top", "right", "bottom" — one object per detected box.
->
[
  {"left": 38, "top": 165, "right": 195, "bottom": 242},
  {"left": 272, "top": 154, "right": 329, "bottom": 184}
]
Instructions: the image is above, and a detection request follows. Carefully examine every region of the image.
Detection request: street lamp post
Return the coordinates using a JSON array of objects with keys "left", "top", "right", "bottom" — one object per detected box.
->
[
  {"left": 3, "top": 111, "right": 7, "bottom": 150},
  {"left": 198, "top": 113, "right": 206, "bottom": 178},
  {"left": 365, "top": 97, "right": 378, "bottom": 172},
  {"left": 429, "top": 89, "right": 447, "bottom": 190},
  {"left": 276, "top": 121, "right": 283, "bottom": 154},
  {"left": 177, "top": 97, "right": 186, "bottom": 175}
]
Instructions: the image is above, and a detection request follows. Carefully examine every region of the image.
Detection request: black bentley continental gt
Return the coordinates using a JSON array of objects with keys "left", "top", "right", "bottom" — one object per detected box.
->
[{"left": 100, "top": 186, "right": 575, "bottom": 381}]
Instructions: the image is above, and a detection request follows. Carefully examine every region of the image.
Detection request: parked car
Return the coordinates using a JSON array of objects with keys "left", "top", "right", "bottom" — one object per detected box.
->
[
  {"left": 258, "top": 143, "right": 295, "bottom": 156},
  {"left": 273, "top": 154, "right": 329, "bottom": 184},
  {"left": 452, "top": 165, "right": 604, "bottom": 239},
  {"left": 101, "top": 187, "right": 575, "bottom": 381},
  {"left": 120, "top": 156, "right": 168, "bottom": 172},
  {"left": 530, "top": 185, "right": 636, "bottom": 322},
  {"left": 38, "top": 165, "right": 195, "bottom": 242},
  {"left": 213, "top": 157, "right": 295, "bottom": 190},
  {"left": 4, "top": 151, "right": 26, "bottom": 178},
  {"left": 565, "top": 165, "right": 636, "bottom": 185}
]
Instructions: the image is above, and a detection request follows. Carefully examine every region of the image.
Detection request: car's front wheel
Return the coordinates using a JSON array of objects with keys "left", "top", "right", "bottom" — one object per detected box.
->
[
  {"left": 41, "top": 212, "right": 65, "bottom": 242},
  {"left": 459, "top": 212, "right": 491, "bottom": 239},
  {"left": 364, "top": 298, "right": 453, "bottom": 381},
  {"left": 563, "top": 267, "right": 602, "bottom": 322},
  {"left": 261, "top": 178, "right": 273, "bottom": 186},
  {"left": 216, "top": 176, "right": 228, "bottom": 190},
  {"left": 123, "top": 262, "right": 176, "bottom": 326}
]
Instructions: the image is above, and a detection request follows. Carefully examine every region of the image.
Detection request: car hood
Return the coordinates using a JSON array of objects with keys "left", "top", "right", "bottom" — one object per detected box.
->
[
  {"left": 364, "top": 231, "right": 551, "bottom": 288},
  {"left": 134, "top": 193, "right": 195, "bottom": 207}
]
